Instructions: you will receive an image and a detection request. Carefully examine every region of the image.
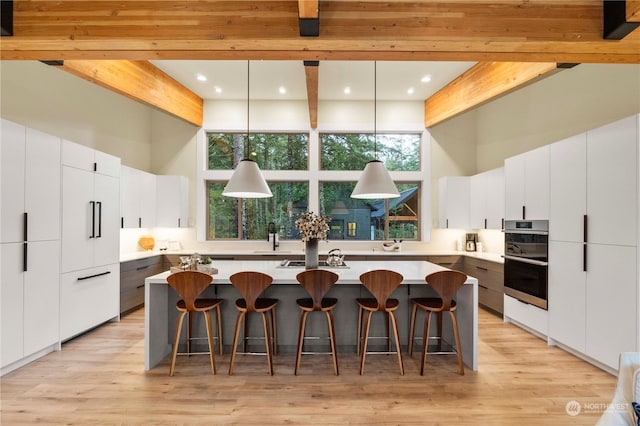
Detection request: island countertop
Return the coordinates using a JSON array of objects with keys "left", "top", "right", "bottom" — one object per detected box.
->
[{"left": 144, "top": 259, "right": 478, "bottom": 372}]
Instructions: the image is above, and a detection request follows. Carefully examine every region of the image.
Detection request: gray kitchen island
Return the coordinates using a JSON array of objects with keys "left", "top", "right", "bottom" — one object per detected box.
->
[{"left": 144, "top": 259, "right": 478, "bottom": 371}]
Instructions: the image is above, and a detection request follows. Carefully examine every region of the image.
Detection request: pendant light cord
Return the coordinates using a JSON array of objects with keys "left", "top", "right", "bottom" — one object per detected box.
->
[
  {"left": 373, "top": 61, "right": 378, "bottom": 161},
  {"left": 246, "top": 60, "right": 250, "bottom": 159}
]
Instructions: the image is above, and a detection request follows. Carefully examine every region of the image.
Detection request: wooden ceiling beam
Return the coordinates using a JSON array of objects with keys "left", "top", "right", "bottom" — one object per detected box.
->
[
  {"left": 58, "top": 60, "right": 203, "bottom": 126},
  {"left": 627, "top": 0, "right": 640, "bottom": 21},
  {"left": 424, "top": 62, "right": 561, "bottom": 128},
  {"left": 298, "top": 0, "right": 319, "bottom": 36},
  {"left": 2, "top": 1, "right": 640, "bottom": 63},
  {"left": 303, "top": 61, "right": 319, "bottom": 129}
]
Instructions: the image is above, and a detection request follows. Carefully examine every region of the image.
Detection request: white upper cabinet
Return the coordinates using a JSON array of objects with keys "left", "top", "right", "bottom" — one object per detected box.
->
[
  {"left": 438, "top": 176, "right": 469, "bottom": 229},
  {"left": 505, "top": 145, "right": 549, "bottom": 220},
  {"left": 469, "top": 167, "right": 504, "bottom": 230},
  {"left": 62, "top": 140, "right": 119, "bottom": 177},
  {"left": 549, "top": 133, "right": 587, "bottom": 243},
  {"left": 120, "top": 165, "right": 157, "bottom": 228},
  {"left": 156, "top": 175, "right": 189, "bottom": 228},
  {"left": 586, "top": 115, "right": 638, "bottom": 247},
  {"left": 1, "top": 120, "right": 61, "bottom": 244}
]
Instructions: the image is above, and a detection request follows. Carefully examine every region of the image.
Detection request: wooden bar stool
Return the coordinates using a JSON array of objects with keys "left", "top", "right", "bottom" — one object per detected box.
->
[
  {"left": 408, "top": 270, "right": 467, "bottom": 375},
  {"left": 356, "top": 269, "right": 404, "bottom": 375},
  {"left": 166, "top": 271, "right": 223, "bottom": 376},
  {"left": 228, "top": 271, "right": 278, "bottom": 376},
  {"left": 294, "top": 269, "right": 340, "bottom": 375}
]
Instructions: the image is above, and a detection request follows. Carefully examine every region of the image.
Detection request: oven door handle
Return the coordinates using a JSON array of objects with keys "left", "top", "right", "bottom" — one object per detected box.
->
[{"left": 503, "top": 255, "right": 548, "bottom": 267}]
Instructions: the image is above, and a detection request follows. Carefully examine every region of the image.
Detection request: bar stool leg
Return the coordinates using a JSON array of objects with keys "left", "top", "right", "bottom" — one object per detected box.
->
[
  {"left": 386, "top": 312, "right": 391, "bottom": 353},
  {"left": 408, "top": 303, "right": 418, "bottom": 356},
  {"left": 356, "top": 306, "right": 363, "bottom": 356},
  {"left": 295, "top": 310, "right": 309, "bottom": 375},
  {"left": 262, "top": 312, "right": 274, "bottom": 376},
  {"left": 215, "top": 305, "right": 223, "bottom": 356},
  {"left": 389, "top": 312, "right": 404, "bottom": 375},
  {"left": 326, "top": 310, "right": 339, "bottom": 376},
  {"left": 449, "top": 311, "right": 465, "bottom": 375},
  {"left": 437, "top": 312, "right": 444, "bottom": 352},
  {"left": 170, "top": 311, "right": 187, "bottom": 376},
  {"left": 243, "top": 313, "right": 248, "bottom": 353},
  {"left": 203, "top": 310, "right": 217, "bottom": 374},
  {"left": 229, "top": 311, "right": 245, "bottom": 376},
  {"left": 420, "top": 311, "right": 433, "bottom": 376},
  {"left": 187, "top": 312, "right": 192, "bottom": 356},
  {"left": 359, "top": 311, "right": 373, "bottom": 375},
  {"left": 270, "top": 306, "right": 278, "bottom": 356}
]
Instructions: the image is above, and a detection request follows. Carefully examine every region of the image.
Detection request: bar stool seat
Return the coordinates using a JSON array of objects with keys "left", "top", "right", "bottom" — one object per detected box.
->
[
  {"left": 294, "top": 269, "right": 340, "bottom": 375},
  {"left": 166, "top": 271, "right": 223, "bottom": 377}
]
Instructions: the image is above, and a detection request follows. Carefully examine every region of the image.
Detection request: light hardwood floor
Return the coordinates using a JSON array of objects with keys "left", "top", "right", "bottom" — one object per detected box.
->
[{"left": 1, "top": 308, "right": 617, "bottom": 425}]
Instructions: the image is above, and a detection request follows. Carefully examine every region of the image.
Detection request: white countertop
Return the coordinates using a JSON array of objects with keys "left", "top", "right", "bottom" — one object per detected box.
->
[{"left": 122, "top": 249, "right": 503, "bottom": 264}]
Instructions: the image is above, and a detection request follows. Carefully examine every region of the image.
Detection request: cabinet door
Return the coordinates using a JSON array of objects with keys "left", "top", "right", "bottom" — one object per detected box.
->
[
  {"left": 523, "top": 145, "right": 549, "bottom": 220},
  {"left": 504, "top": 153, "right": 525, "bottom": 220},
  {"left": 1, "top": 243, "right": 24, "bottom": 367},
  {"left": 61, "top": 166, "right": 94, "bottom": 273},
  {"left": 119, "top": 166, "right": 139, "bottom": 228},
  {"left": 549, "top": 134, "right": 586, "bottom": 243},
  {"left": 23, "top": 240, "right": 60, "bottom": 356},
  {"left": 62, "top": 139, "right": 94, "bottom": 171},
  {"left": 485, "top": 167, "right": 505, "bottom": 229},
  {"left": 438, "top": 176, "right": 469, "bottom": 229},
  {"left": 94, "top": 174, "right": 120, "bottom": 267},
  {"left": 469, "top": 173, "right": 486, "bottom": 229},
  {"left": 94, "top": 150, "right": 121, "bottom": 178},
  {"left": 1, "top": 119, "right": 26, "bottom": 244},
  {"left": 587, "top": 115, "right": 637, "bottom": 247},
  {"left": 548, "top": 241, "right": 586, "bottom": 353},
  {"left": 138, "top": 170, "right": 157, "bottom": 228},
  {"left": 156, "top": 175, "right": 189, "bottom": 228},
  {"left": 585, "top": 244, "right": 637, "bottom": 370},
  {"left": 25, "top": 128, "right": 61, "bottom": 242}
]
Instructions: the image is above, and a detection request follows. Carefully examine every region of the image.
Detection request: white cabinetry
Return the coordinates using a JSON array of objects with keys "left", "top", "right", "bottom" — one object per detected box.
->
[
  {"left": 469, "top": 167, "right": 504, "bottom": 229},
  {"left": 120, "top": 165, "right": 157, "bottom": 229},
  {"left": 504, "top": 145, "right": 549, "bottom": 220},
  {"left": 438, "top": 176, "right": 469, "bottom": 229},
  {"left": 156, "top": 175, "right": 189, "bottom": 228},
  {"left": 548, "top": 115, "right": 638, "bottom": 370},
  {"left": 1, "top": 119, "right": 61, "bottom": 372},
  {"left": 60, "top": 140, "right": 120, "bottom": 341}
]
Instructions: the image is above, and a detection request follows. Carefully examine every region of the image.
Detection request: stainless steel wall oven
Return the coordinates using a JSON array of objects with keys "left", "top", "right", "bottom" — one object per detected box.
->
[{"left": 503, "top": 220, "right": 549, "bottom": 310}]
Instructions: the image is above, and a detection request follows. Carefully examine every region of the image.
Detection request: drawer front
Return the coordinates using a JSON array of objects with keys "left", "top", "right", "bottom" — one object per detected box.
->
[
  {"left": 504, "top": 295, "right": 548, "bottom": 337},
  {"left": 427, "top": 255, "right": 464, "bottom": 271},
  {"left": 120, "top": 255, "right": 162, "bottom": 273},
  {"left": 61, "top": 263, "right": 119, "bottom": 341},
  {"left": 120, "top": 286, "right": 145, "bottom": 314},
  {"left": 478, "top": 286, "right": 503, "bottom": 314},
  {"left": 465, "top": 258, "right": 504, "bottom": 292}
]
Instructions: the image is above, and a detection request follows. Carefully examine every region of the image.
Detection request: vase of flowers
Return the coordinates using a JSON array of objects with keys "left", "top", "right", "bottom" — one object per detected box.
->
[{"left": 295, "top": 212, "right": 331, "bottom": 269}]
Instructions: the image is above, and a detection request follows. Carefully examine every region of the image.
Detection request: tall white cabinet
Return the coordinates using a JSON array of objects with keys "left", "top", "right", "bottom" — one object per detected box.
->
[
  {"left": 504, "top": 145, "right": 549, "bottom": 220},
  {"left": 469, "top": 167, "right": 504, "bottom": 230},
  {"left": 156, "top": 175, "right": 189, "bottom": 228},
  {"left": 1, "top": 119, "right": 61, "bottom": 372},
  {"left": 60, "top": 140, "right": 121, "bottom": 341},
  {"left": 120, "top": 165, "right": 157, "bottom": 229},
  {"left": 438, "top": 176, "right": 470, "bottom": 229},
  {"left": 548, "top": 115, "right": 638, "bottom": 370}
]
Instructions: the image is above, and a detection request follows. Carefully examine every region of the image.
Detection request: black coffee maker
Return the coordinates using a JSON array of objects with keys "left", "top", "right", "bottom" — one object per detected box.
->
[{"left": 465, "top": 233, "right": 478, "bottom": 252}]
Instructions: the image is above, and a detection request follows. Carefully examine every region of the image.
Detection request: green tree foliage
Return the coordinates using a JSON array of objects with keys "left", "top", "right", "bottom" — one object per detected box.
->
[{"left": 321, "top": 133, "right": 420, "bottom": 171}]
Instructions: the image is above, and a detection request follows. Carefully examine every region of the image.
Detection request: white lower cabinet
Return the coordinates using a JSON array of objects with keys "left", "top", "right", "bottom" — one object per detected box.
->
[
  {"left": 60, "top": 263, "right": 120, "bottom": 341},
  {"left": 1, "top": 240, "right": 60, "bottom": 370},
  {"left": 504, "top": 295, "right": 548, "bottom": 338}
]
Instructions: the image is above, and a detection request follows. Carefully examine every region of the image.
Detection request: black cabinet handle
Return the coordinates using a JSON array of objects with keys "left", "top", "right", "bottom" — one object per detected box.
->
[
  {"left": 138, "top": 217, "right": 142, "bottom": 228},
  {"left": 522, "top": 205, "right": 526, "bottom": 220},
  {"left": 484, "top": 218, "right": 487, "bottom": 229},
  {"left": 136, "top": 265, "right": 150, "bottom": 271},
  {"left": 77, "top": 271, "right": 111, "bottom": 281},
  {"left": 446, "top": 219, "right": 449, "bottom": 229},
  {"left": 23, "top": 212, "right": 28, "bottom": 242},
  {"left": 478, "top": 284, "right": 489, "bottom": 290},
  {"left": 93, "top": 162, "right": 97, "bottom": 172},
  {"left": 583, "top": 243, "right": 587, "bottom": 272},
  {"left": 121, "top": 217, "right": 124, "bottom": 229},
  {"left": 89, "top": 201, "right": 96, "bottom": 238},
  {"left": 96, "top": 201, "right": 102, "bottom": 238},
  {"left": 501, "top": 218, "right": 504, "bottom": 230},
  {"left": 178, "top": 218, "right": 181, "bottom": 228},
  {"left": 136, "top": 284, "right": 145, "bottom": 289},
  {"left": 476, "top": 266, "right": 489, "bottom": 271},
  {"left": 583, "top": 214, "right": 588, "bottom": 243},
  {"left": 23, "top": 242, "right": 28, "bottom": 272}
]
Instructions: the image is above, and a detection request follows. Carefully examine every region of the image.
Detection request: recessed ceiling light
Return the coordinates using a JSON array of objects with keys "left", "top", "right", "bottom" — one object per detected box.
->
[
  {"left": 407, "top": 87, "right": 415, "bottom": 95},
  {"left": 279, "top": 86, "right": 286, "bottom": 94},
  {"left": 214, "top": 86, "right": 222, "bottom": 94},
  {"left": 197, "top": 74, "right": 207, "bottom": 82},
  {"left": 421, "top": 75, "right": 432, "bottom": 83},
  {"left": 344, "top": 87, "right": 351, "bottom": 95}
]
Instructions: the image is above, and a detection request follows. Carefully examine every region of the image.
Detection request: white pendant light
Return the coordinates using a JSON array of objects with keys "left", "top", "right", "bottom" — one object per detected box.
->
[
  {"left": 222, "top": 61, "right": 272, "bottom": 199},
  {"left": 351, "top": 61, "right": 400, "bottom": 200}
]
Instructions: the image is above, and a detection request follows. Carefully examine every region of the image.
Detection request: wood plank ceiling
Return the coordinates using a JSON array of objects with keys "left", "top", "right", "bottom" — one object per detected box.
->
[{"left": 1, "top": 1, "right": 639, "bottom": 127}]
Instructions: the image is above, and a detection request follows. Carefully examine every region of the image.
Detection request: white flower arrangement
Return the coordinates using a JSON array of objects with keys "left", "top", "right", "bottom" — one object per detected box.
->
[{"left": 295, "top": 211, "right": 331, "bottom": 242}]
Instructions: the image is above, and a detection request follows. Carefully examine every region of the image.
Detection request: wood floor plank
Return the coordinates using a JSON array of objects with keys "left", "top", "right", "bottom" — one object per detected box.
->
[{"left": 0, "top": 308, "right": 616, "bottom": 425}]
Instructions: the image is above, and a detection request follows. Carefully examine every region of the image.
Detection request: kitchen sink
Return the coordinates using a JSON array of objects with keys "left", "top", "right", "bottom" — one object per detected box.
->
[{"left": 279, "top": 260, "right": 349, "bottom": 268}]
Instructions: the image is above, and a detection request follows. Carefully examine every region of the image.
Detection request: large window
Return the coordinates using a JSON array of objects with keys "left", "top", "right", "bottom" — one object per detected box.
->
[
  {"left": 208, "top": 133, "right": 308, "bottom": 170},
  {"left": 207, "top": 181, "right": 309, "bottom": 240},
  {"left": 319, "top": 182, "right": 420, "bottom": 241},
  {"left": 320, "top": 133, "right": 420, "bottom": 171},
  {"left": 203, "top": 131, "right": 424, "bottom": 241}
]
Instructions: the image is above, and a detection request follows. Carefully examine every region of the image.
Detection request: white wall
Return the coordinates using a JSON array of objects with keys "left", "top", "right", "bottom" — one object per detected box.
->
[{"left": 0, "top": 61, "right": 153, "bottom": 171}]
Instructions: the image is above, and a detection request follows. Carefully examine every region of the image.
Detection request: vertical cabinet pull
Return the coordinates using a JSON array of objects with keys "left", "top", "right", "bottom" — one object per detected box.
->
[
  {"left": 583, "top": 215, "right": 588, "bottom": 243},
  {"left": 501, "top": 218, "right": 504, "bottom": 230},
  {"left": 89, "top": 201, "right": 96, "bottom": 238},
  {"left": 484, "top": 218, "right": 487, "bottom": 229},
  {"left": 446, "top": 219, "right": 449, "bottom": 229},
  {"left": 121, "top": 217, "right": 124, "bottom": 229},
  {"left": 97, "top": 201, "right": 102, "bottom": 238},
  {"left": 23, "top": 242, "right": 28, "bottom": 272},
  {"left": 583, "top": 244, "right": 587, "bottom": 272},
  {"left": 178, "top": 218, "right": 181, "bottom": 228},
  {"left": 138, "top": 217, "right": 142, "bottom": 228},
  {"left": 23, "top": 212, "right": 28, "bottom": 242},
  {"left": 522, "top": 205, "right": 526, "bottom": 220}
]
